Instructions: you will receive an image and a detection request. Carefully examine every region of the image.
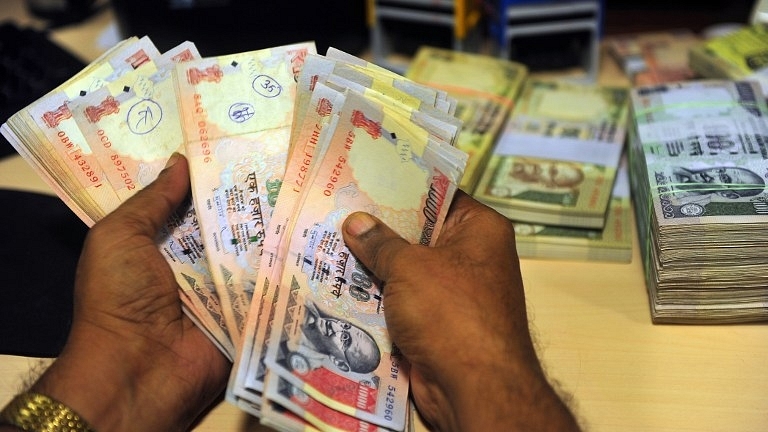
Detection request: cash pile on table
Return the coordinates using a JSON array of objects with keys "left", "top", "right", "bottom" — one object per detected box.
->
[
  {"left": 628, "top": 79, "right": 768, "bottom": 323},
  {"left": 689, "top": 24, "right": 768, "bottom": 96},
  {"left": 604, "top": 29, "right": 701, "bottom": 86},
  {"left": 404, "top": 46, "right": 528, "bottom": 193},
  {"left": 471, "top": 78, "right": 633, "bottom": 261},
  {"left": 1, "top": 36, "right": 468, "bottom": 431},
  {"left": 510, "top": 155, "right": 633, "bottom": 263},
  {"left": 474, "top": 79, "right": 629, "bottom": 228}
]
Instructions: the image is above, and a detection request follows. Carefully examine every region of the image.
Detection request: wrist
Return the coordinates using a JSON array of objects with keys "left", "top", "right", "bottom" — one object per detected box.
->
[
  {"left": 0, "top": 392, "right": 95, "bottom": 432},
  {"left": 29, "top": 326, "right": 144, "bottom": 431},
  {"left": 425, "top": 329, "right": 578, "bottom": 432},
  {"left": 446, "top": 355, "right": 579, "bottom": 432},
  {"left": 29, "top": 322, "right": 192, "bottom": 432}
]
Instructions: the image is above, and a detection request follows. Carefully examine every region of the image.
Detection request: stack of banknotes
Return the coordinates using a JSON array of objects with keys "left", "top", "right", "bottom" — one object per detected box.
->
[
  {"left": 510, "top": 155, "right": 633, "bottom": 263},
  {"left": 1, "top": 36, "right": 469, "bottom": 431},
  {"left": 604, "top": 29, "right": 701, "bottom": 86},
  {"left": 628, "top": 79, "right": 768, "bottom": 323},
  {"left": 689, "top": 24, "right": 768, "bottom": 96},
  {"left": 404, "top": 46, "right": 529, "bottom": 193},
  {"left": 473, "top": 79, "right": 631, "bottom": 230},
  {"left": 403, "top": 51, "right": 635, "bottom": 263}
]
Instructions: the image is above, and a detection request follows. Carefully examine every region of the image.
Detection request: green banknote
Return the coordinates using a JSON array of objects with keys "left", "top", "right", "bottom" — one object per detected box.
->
[{"left": 475, "top": 79, "right": 630, "bottom": 228}]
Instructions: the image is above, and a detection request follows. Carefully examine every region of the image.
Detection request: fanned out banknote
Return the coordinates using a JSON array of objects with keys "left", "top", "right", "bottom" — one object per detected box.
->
[
  {"left": 512, "top": 154, "right": 632, "bottom": 262},
  {"left": 66, "top": 41, "right": 200, "bottom": 205},
  {"left": 175, "top": 42, "right": 316, "bottom": 352},
  {"left": 227, "top": 48, "right": 466, "bottom": 431},
  {"left": 2, "top": 36, "right": 161, "bottom": 224},
  {"left": 474, "top": 78, "right": 630, "bottom": 229},
  {"left": 263, "top": 90, "right": 464, "bottom": 430},
  {"left": 688, "top": 24, "right": 768, "bottom": 95},
  {"left": 2, "top": 35, "right": 470, "bottom": 430},
  {"left": 405, "top": 46, "right": 528, "bottom": 192},
  {"left": 263, "top": 373, "right": 391, "bottom": 432},
  {"left": 628, "top": 79, "right": 768, "bottom": 323},
  {"left": 55, "top": 42, "right": 241, "bottom": 356},
  {"left": 0, "top": 36, "right": 240, "bottom": 357},
  {"left": 229, "top": 82, "right": 349, "bottom": 417}
]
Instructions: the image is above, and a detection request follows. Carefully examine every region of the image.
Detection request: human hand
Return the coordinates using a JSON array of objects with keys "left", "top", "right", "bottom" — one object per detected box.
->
[
  {"left": 28, "top": 154, "right": 229, "bottom": 432},
  {"left": 342, "top": 190, "right": 579, "bottom": 432}
]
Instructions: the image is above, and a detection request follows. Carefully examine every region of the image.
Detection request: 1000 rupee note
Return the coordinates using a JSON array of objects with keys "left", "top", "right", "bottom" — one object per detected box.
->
[
  {"left": 232, "top": 50, "right": 461, "bottom": 411},
  {"left": 158, "top": 199, "right": 235, "bottom": 358},
  {"left": 232, "top": 82, "right": 345, "bottom": 410},
  {"left": 0, "top": 37, "right": 236, "bottom": 355},
  {"left": 325, "top": 47, "right": 453, "bottom": 114},
  {"left": 260, "top": 397, "right": 320, "bottom": 432},
  {"left": 176, "top": 42, "right": 316, "bottom": 347},
  {"left": 58, "top": 42, "right": 236, "bottom": 354},
  {"left": 290, "top": 52, "right": 456, "bottom": 154},
  {"left": 67, "top": 41, "right": 199, "bottom": 207},
  {"left": 264, "top": 373, "right": 388, "bottom": 432},
  {"left": 3, "top": 36, "right": 162, "bottom": 224},
  {"left": 264, "top": 90, "right": 466, "bottom": 429},
  {"left": 322, "top": 73, "right": 460, "bottom": 146}
]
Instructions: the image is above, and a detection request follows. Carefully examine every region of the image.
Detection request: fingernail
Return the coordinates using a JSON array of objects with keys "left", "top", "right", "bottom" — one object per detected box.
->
[
  {"left": 345, "top": 213, "right": 376, "bottom": 237},
  {"left": 164, "top": 152, "right": 181, "bottom": 170}
]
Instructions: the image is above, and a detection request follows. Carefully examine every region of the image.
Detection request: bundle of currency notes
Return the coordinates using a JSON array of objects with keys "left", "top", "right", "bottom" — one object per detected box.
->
[
  {"left": 688, "top": 24, "right": 768, "bottom": 96},
  {"left": 604, "top": 29, "right": 701, "bottom": 86},
  {"left": 1, "top": 36, "right": 468, "bottom": 431},
  {"left": 511, "top": 155, "right": 633, "bottom": 262},
  {"left": 628, "top": 79, "right": 768, "bottom": 323},
  {"left": 0, "top": 36, "right": 242, "bottom": 353},
  {"left": 404, "top": 46, "right": 528, "bottom": 193},
  {"left": 473, "top": 78, "right": 630, "bottom": 229}
]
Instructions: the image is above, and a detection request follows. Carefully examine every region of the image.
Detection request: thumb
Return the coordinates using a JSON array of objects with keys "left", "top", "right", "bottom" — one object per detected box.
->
[
  {"left": 99, "top": 152, "right": 190, "bottom": 237},
  {"left": 342, "top": 212, "right": 411, "bottom": 282}
]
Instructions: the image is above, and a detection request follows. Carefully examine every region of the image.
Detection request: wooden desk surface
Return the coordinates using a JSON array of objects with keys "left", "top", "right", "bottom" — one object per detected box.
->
[{"left": 1, "top": 3, "right": 766, "bottom": 431}]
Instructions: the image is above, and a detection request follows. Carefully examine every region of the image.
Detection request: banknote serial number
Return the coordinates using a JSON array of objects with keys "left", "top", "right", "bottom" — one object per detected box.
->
[
  {"left": 110, "top": 154, "right": 136, "bottom": 190},
  {"left": 60, "top": 131, "right": 101, "bottom": 185},
  {"left": 384, "top": 385, "right": 397, "bottom": 421},
  {"left": 73, "top": 154, "right": 100, "bottom": 185},
  {"left": 98, "top": 129, "right": 136, "bottom": 190},
  {"left": 323, "top": 155, "right": 347, "bottom": 196}
]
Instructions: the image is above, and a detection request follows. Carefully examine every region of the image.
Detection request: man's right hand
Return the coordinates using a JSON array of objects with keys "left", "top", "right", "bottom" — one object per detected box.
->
[{"left": 342, "top": 190, "right": 580, "bottom": 432}]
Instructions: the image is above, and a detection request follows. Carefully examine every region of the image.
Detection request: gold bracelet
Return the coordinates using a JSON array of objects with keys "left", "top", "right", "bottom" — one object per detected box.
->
[{"left": 0, "top": 392, "right": 95, "bottom": 432}]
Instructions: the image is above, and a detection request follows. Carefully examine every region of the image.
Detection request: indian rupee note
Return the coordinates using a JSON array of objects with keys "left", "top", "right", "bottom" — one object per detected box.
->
[
  {"left": 264, "top": 90, "right": 466, "bottom": 429},
  {"left": 231, "top": 82, "right": 345, "bottom": 410},
  {"left": 176, "top": 42, "right": 316, "bottom": 347},
  {"left": 2, "top": 36, "right": 162, "bottom": 224},
  {"left": 405, "top": 46, "right": 528, "bottom": 191}
]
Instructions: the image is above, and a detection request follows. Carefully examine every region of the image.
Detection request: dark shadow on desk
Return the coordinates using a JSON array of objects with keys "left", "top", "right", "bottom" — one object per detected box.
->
[{"left": 0, "top": 188, "right": 87, "bottom": 358}]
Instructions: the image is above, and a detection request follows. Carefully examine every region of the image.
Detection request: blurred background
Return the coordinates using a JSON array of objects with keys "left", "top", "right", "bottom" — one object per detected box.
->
[
  {"left": 1, "top": 4, "right": 768, "bottom": 432},
  {"left": 0, "top": 0, "right": 761, "bottom": 357},
  {"left": 15, "top": 0, "right": 759, "bottom": 58}
]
